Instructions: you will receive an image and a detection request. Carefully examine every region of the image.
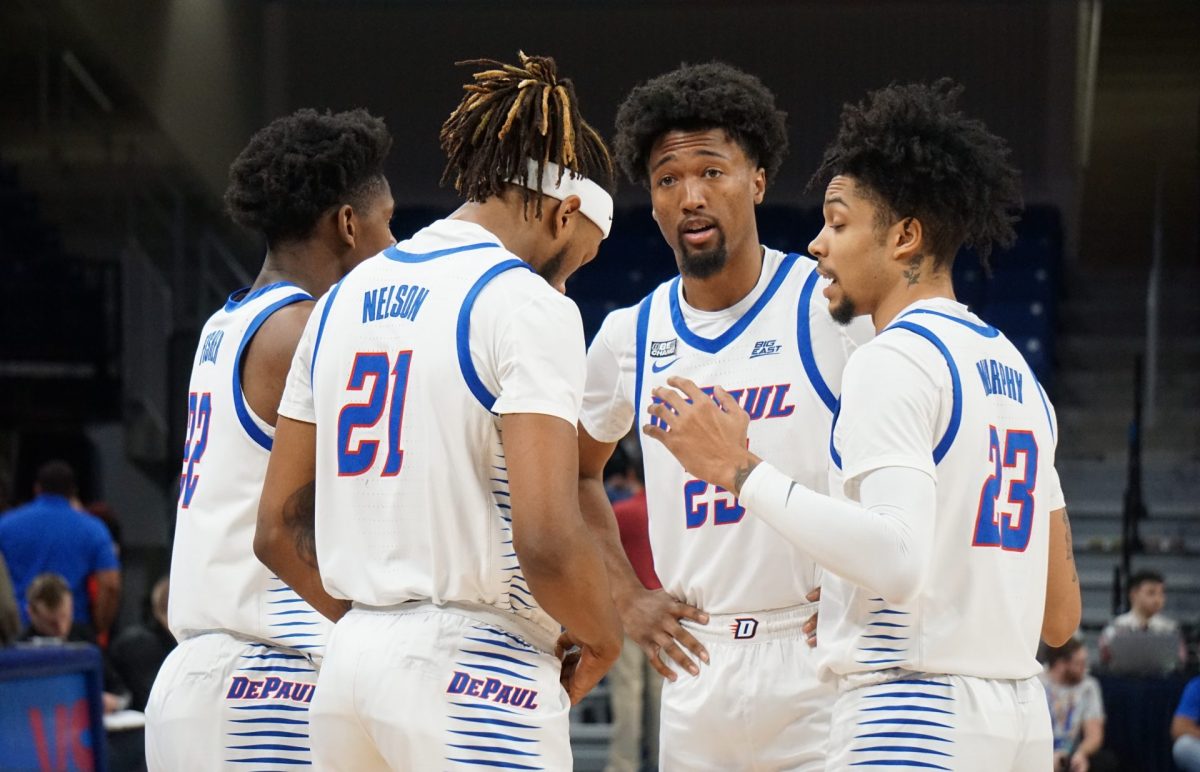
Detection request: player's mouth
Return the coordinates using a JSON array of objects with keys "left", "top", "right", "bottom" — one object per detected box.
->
[{"left": 680, "top": 218, "right": 719, "bottom": 247}]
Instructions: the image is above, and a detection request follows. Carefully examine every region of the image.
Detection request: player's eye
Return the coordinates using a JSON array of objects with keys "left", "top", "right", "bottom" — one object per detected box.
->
[
  {"left": 703, "top": 168, "right": 723, "bottom": 179},
  {"left": 657, "top": 175, "right": 677, "bottom": 188}
]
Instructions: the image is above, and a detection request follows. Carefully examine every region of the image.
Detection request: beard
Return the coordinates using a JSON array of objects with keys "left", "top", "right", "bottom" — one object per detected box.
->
[
  {"left": 829, "top": 291, "right": 858, "bottom": 326},
  {"left": 536, "top": 248, "right": 566, "bottom": 287},
  {"left": 677, "top": 229, "right": 728, "bottom": 280}
]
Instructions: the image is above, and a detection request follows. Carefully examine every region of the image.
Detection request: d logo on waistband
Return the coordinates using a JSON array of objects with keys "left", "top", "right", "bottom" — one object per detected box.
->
[{"left": 731, "top": 618, "right": 758, "bottom": 640}]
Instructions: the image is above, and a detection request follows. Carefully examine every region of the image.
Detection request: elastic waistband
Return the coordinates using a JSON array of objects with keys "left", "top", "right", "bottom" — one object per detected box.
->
[
  {"left": 680, "top": 603, "right": 816, "bottom": 644},
  {"left": 350, "top": 600, "right": 559, "bottom": 654},
  {"left": 836, "top": 668, "right": 1042, "bottom": 693}
]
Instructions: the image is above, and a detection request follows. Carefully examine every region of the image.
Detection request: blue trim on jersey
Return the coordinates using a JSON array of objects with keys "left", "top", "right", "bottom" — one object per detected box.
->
[
  {"left": 829, "top": 398, "right": 843, "bottom": 470},
  {"left": 667, "top": 252, "right": 799, "bottom": 354},
  {"left": 224, "top": 281, "right": 303, "bottom": 313},
  {"left": 632, "top": 292, "right": 654, "bottom": 426},
  {"left": 796, "top": 262, "right": 838, "bottom": 413},
  {"left": 309, "top": 279, "right": 345, "bottom": 387},
  {"left": 457, "top": 259, "right": 535, "bottom": 410},
  {"left": 384, "top": 240, "right": 500, "bottom": 263},
  {"left": 888, "top": 321, "right": 962, "bottom": 465},
  {"left": 897, "top": 307, "right": 999, "bottom": 338},
  {"left": 232, "top": 292, "right": 313, "bottom": 450},
  {"left": 1035, "top": 378, "right": 1056, "bottom": 442}
]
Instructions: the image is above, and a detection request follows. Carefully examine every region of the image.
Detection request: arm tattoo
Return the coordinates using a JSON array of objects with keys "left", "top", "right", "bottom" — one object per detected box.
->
[
  {"left": 732, "top": 459, "right": 761, "bottom": 496},
  {"left": 902, "top": 254, "right": 924, "bottom": 287},
  {"left": 1062, "top": 509, "right": 1078, "bottom": 583},
  {"left": 283, "top": 481, "right": 318, "bottom": 569}
]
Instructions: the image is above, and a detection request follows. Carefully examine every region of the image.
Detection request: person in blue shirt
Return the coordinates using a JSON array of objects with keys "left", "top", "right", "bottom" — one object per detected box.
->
[
  {"left": 0, "top": 460, "right": 120, "bottom": 637},
  {"left": 1175, "top": 676, "right": 1200, "bottom": 772}
]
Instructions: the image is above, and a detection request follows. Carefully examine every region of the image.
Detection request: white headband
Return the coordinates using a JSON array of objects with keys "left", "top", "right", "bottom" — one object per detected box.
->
[{"left": 511, "top": 158, "right": 614, "bottom": 239}]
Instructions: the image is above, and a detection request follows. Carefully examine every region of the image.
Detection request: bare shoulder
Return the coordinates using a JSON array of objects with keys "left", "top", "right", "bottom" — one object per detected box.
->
[{"left": 248, "top": 300, "right": 317, "bottom": 369}]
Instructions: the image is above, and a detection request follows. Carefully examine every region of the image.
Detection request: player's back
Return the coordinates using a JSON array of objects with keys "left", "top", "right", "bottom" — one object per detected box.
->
[
  {"left": 825, "top": 298, "right": 1060, "bottom": 682},
  {"left": 168, "top": 282, "right": 332, "bottom": 653},
  {"left": 303, "top": 218, "right": 565, "bottom": 638}
]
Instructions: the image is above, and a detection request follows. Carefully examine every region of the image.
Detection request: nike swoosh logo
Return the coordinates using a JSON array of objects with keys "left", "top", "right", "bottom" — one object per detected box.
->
[{"left": 651, "top": 358, "right": 679, "bottom": 373}]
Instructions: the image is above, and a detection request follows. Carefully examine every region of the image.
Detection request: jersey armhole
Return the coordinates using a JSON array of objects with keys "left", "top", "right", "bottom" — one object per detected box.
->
[
  {"left": 885, "top": 321, "right": 962, "bottom": 465},
  {"left": 457, "top": 259, "right": 536, "bottom": 411},
  {"left": 232, "top": 292, "right": 313, "bottom": 450},
  {"left": 795, "top": 261, "right": 838, "bottom": 414}
]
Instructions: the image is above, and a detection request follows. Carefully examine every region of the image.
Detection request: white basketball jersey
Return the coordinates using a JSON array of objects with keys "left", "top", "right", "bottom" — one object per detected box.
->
[
  {"left": 632, "top": 251, "right": 853, "bottom": 613},
  {"left": 292, "top": 220, "right": 576, "bottom": 640},
  {"left": 168, "top": 282, "right": 332, "bottom": 654},
  {"left": 823, "top": 301, "right": 1060, "bottom": 681}
]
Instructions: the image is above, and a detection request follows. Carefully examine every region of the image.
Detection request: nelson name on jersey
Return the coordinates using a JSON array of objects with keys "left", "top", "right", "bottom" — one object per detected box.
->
[
  {"left": 362, "top": 283, "right": 431, "bottom": 325},
  {"left": 977, "top": 357, "right": 1025, "bottom": 403}
]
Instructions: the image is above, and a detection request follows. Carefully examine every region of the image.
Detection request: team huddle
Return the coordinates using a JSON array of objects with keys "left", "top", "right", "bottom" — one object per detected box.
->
[{"left": 144, "top": 53, "right": 1082, "bottom": 771}]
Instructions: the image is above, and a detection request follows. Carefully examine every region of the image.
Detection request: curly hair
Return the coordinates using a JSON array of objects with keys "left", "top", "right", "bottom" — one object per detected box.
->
[
  {"left": 440, "top": 51, "right": 614, "bottom": 218},
  {"left": 225, "top": 108, "right": 392, "bottom": 245},
  {"left": 810, "top": 79, "right": 1021, "bottom": 270},
  {"left": 613, "top": 62, "right": 788, "bottom": 187}
]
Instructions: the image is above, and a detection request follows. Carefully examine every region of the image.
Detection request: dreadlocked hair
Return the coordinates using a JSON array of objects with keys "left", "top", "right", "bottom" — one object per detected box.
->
[
  {"left": 225, "top": 108, "right": 392, "bottom": 245},
  {"left": 439, "top": 51, "right": 614, "bottom": 219},
  {"left": 810, "top": 78, "right": 1021, "bottom": 272}
]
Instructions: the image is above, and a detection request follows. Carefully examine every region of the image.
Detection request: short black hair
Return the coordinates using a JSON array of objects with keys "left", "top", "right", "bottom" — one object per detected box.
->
[
  {"left": 225, "top": 108, "right": 392, "bottom": 245},
  {"left": 1129, "top": 570, "right": 1165, "bottom": 592},
  {"left": 440, "top": 52, "right": 614, "bottom": 217},
  {"left": 1044, "top": 637, "right": 1083, "bottom": 668},
  {"left": 35, "top": 460, "right": 76, "bottom": 497},
  {"left": 810, "top": 79, "right": 1021, "bottom": 271},
  {"left": 614, "top": 62, "right": 788, "bottom": 187}
]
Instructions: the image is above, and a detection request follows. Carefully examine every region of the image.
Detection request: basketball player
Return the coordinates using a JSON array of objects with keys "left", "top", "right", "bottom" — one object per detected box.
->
[
  {"left": 145, "top": 109, "right": 396, "bottom": 770},
  {"left": 645, "top": 80, "right": 1083, "bottom": 770},
  {"left": 257, "top": 53, "right": 622, "bottom": 770},
  {"left": 579, "top": 62, "right": 870, "bottom": 770}
]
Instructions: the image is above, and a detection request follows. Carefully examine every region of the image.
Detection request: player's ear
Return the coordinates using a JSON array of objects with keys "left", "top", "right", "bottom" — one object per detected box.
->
[
  {"left": 892, "top": 216, "right": 924, "bottom": 264},
  {"left": 550, "top": 195, "right": 582, "bottom": 239},
  {"left": 752, "top": 167, "right": 766, "bottom": 205},
  {"left": 335, "top": 204, "right": 356, "bottom": 248}
]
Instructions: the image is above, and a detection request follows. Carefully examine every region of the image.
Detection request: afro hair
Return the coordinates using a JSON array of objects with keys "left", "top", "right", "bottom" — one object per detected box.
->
[
  {"left": 224, "top": 108, "right": 392, "bottom": 245},
  {"left": 810, "top": 79, "right": 1021, "bottom": 270},
  {"left": 614, "top": 62, "right": 788, "bottom": 187}
]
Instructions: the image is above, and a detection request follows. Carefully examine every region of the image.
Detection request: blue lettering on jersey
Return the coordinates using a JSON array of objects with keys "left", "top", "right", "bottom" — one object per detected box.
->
[
  {"left": 225, "top": 675, "right": 314, "bottom": 704},
  {"left": 750, "top": 339, "right": 781, "bottom": 359},
  {"left": 446, "top": 670, "right": 540, "bottom": 709},
  {"left": 648, "top": 382, "right": 796, "bottom": 429},
  {"left": 362, "top": 284, "right": 431, "bottom": 324},
  {"left": 198, "top": 330, "right": 224, "bottom": 365},
  {"left": 975, "top": 358, "right": 1024, "bottom": 403}
]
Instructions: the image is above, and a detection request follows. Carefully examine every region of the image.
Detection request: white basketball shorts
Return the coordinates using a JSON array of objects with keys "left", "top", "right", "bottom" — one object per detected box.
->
[
  {"left": 659, "top": 603, "right": 834, "bottom": 771},
  {"left": 309, "top": 602, "right": 572, "bottom": 771},
  {"left": 825, "top": 671, "right": 1052, "bottom": 771},
  {"left": 145, "top": 632, "right": 321, "bottom": 771}
]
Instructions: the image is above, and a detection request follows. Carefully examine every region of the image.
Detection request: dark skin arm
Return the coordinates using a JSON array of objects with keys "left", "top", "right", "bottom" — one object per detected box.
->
[
  {"left": 506, "top": 414, "right": 622, "bottom": 704},
  {"left": 256, "top": 416, "right": 351, "bottom": 622},
  {"left": 578, "top": 425, "right": 709, "bottom": 680},
  {"left": 249, "top": 301, "right": 350, "bottom": 622},
  {"left": 1173, "top": 714, "right": 1200, "bottom": 741},
  {"left": 1042, "top": 506, "right": 1082, "bottom": 646}
]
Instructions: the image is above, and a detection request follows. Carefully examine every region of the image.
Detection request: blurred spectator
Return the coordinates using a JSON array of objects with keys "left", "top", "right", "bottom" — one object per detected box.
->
[
  {"left": 19, "top": 573, "right": 130, "bottom": 713},
  {"left": 1099, "top": 570, "right": 1186, "bottom": 667},
  {"left": 604, "top": 437, "right": 643, "bottom": 505},
  {"left": 1174, "top": 676, "right": 1200, "bottom": 772},
  {"left": 0, "top": 460, "right": 121, "bottom": 637},
  {"left": 110, "top": 576, "right": 176, "bottom": 711},
  {"left": 0, "top": 552, "right": 20, "bottom": 645},
  {"left": 606, "top": 440, "right": 662, "bottom": 772},
  {"left": 1041, "top": 638, "right": 1118, "bottom": 772}
]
